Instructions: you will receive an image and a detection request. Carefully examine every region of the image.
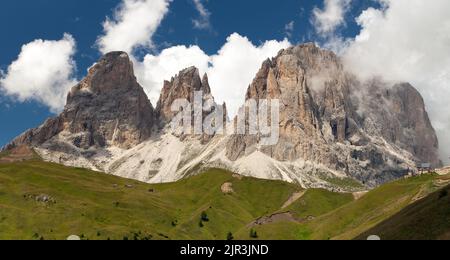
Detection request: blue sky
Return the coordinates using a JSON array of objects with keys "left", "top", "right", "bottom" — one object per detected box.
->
[{"left": 0, "top": 0, "right": 410, "bottom": 147}]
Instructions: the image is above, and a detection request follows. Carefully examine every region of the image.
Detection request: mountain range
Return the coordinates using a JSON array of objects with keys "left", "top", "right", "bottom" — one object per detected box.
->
[{"left": 3, "top": 43, "right": 442, "bottom": 191}]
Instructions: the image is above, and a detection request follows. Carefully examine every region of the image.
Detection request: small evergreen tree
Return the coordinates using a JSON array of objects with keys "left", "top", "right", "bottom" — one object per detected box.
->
[
  {"left": 250, "top": 229, "right": 258, "bottom": 239},
  {"left": 201, "top": 211, "right": 209, "bottom": 222},
  {"left": 227, "top": 232, "right": 234, "bottom": 241}
]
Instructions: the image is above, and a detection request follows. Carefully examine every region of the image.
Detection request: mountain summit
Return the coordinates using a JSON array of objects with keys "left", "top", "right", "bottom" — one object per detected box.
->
[
  {"left": 227, "top": 44, "right": 441, "bottom": 186},
  {"left": 156, "top": 66, "right": 214, "bottom": 124},
  {"left": 3, "top": 44, "right": 441, "bottom": 190},
  {"left": 6, "top": 52, "right": 155, "bottom": 150}
]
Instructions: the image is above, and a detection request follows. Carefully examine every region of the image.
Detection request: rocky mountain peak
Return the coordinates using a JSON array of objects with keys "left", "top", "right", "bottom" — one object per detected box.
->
[
  {"left": 6, "top": 51, "right": 155, "bottom": 150},
  {"left": 70, "top": 51, "right": 135, "bottom": 97},
  {"left": 228, "top": 43, "right": 441, "bottom": 186},
  {"left": 156, "top": 66, "right": 214, "bottom": 123}
]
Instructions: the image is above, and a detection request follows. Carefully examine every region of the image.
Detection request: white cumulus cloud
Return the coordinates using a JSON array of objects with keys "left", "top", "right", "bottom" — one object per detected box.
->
[
  {"left": 0, "top": 34, "right": 77, "bottom": 112},
  {"left": 135, "top": 45, "right": 210, "bottom": 105},
  {"left": 134, "top": 33, "right": 291, "bottom": 117},
  {"left": 97, "top": 0, "right": 290, "bottom": 118},
  {"left": 207, "top": 34, "right": 291, "bottom": 117},
  {"left": 97, "top": 0, "right": 171, "bottom": 54},
  {"left": 312, "top": 0, "right": 352, "bottom": 36},
  {"left": 338, "top": 0, "right": 450, "bottom": 164}
]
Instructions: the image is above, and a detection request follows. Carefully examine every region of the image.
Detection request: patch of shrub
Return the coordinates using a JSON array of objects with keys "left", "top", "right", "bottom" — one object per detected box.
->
[
  {"left": 201, "top": 211, "right": 209, "bottom": 222},
  {"left": 250, "top": 229, "right": 258, "bottom": 239}
]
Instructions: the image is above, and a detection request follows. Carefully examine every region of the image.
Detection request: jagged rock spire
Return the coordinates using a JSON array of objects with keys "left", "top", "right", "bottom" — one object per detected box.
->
[{"left": 156, "top": 66, "right": 215, "bottom": 123}]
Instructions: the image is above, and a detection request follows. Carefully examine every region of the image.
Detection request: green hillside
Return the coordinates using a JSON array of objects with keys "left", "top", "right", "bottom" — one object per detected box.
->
[
  {"left": 0, "top": 160, "right": 448, "bottom": 240},
  {"left": 242, "top": 173, "right": 450, "bottom": 240},
  {"left": 357, "top": 180, "right": 450, "bottom": 240},
  {"left": 0, "top": 161, "right": 299, "bottom": 240}
]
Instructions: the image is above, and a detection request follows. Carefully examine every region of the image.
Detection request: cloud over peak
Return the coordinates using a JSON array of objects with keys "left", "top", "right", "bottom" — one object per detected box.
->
[
  {"left": 312, "top": 0, "right": 352, "bottom": 36},
  {"left": 0, "top": 34, "right": 77, "bottom": 112},
  {"left": 334, "top": 0, "right": 450, "bottom": 164},
  {"left": 97, "top": 0, "right": 171, "bottom": 54},
  {"left": 135, "top": 33, "right": 291, "bottom": 118},
  {"left": 95, "top": 0, "right": 289, "bottom": 118}
]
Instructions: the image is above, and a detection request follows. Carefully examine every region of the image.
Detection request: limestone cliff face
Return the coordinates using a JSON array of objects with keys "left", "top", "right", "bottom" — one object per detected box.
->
[
  {"left": 6, "top": 52, "right": 155, "bottom": 150},
  {"left": 360, "top": 82, "right": 441, "bottom": 167},
  {"left": 226, "top": 43, "right": 441, "bottom": 186}
]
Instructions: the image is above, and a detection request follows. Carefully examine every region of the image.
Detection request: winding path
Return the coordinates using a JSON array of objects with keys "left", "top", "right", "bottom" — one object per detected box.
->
[{"left": 281, "top": 191, "right": 306, "bottom": 210}]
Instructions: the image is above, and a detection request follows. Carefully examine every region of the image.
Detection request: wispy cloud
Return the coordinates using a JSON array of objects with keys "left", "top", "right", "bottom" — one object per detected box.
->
[
  {"left": 312, "top": 0, "right": 352, "bottom": 36},
  {"left": 284, "top": 21, "right": 295, "bottom": 38},
  {"left": 192, "top": 0, "right": 212, "bottom": 30}
]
